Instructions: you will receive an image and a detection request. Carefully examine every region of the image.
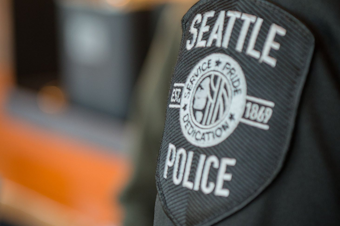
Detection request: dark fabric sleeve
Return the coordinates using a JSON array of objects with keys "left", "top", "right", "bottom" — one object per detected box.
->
[{"left": 119, "top": 3, "right": 193, "bottom": 226}]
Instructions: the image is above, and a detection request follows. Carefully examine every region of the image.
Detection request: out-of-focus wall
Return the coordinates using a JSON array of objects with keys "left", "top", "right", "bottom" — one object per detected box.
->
[
  {"left": 0, "top": 0, "right": 12, "bottom": 67},
  {"left": 0, "top": 1, "right": 196, "bottom": 225}
]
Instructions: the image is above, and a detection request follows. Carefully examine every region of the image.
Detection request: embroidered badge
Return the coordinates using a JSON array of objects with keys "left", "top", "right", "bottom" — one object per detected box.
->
[
  {"left": 178, "top": 53, "right": 247, "bottom": 148},
  {"left": 156, "top": 0, "right": 315, "bottom": 225}
]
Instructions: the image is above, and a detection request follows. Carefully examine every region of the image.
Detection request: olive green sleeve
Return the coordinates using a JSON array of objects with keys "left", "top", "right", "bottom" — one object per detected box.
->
[{"left": 120, "top": 3, "right": 195, "bottom": 226}]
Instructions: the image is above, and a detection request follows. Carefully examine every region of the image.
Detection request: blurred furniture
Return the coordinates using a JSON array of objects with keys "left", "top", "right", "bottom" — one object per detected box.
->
[
  {"left": 58, "top": 2, "right": 153, "bottom": 118},
  {"left": 0, "top": 0, "right": 195, "bottom": 225},
  {"left": 0, "top": 68, "right": 131, "bottom": 226},
  {"left": 12, "top": 0, "right": 157, "bottom": 119}
]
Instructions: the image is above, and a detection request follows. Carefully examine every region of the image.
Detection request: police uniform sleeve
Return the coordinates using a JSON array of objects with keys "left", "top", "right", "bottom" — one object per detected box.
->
[
  {"left": 120, "top": 3, "right": 195, "bottom": 226},
  {"left": 153, "top": 0, "right": 340, "bottom": 225}
]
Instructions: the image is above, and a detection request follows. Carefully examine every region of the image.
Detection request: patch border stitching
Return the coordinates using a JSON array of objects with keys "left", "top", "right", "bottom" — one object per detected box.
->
[{"left": 155, "top": 0, "right": 315, "bottom": 225}]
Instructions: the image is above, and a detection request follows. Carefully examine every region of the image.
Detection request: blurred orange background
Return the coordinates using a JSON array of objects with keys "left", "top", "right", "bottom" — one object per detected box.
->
[{"left": 0, "top": 0, "right": 168, "bottom": 225}]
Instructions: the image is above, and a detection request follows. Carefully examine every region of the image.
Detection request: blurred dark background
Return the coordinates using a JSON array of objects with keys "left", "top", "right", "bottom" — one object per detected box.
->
[
  {"left": 0, "top": 0, "right": 182, "bottom": 225},
  {"left": 13, "top": 0, "right": 161, "bottom": 118}
]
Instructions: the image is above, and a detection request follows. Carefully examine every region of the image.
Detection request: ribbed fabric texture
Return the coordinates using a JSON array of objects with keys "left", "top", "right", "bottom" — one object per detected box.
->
[{"left": 156, "top": 0, "right": 314, "bottom": 225}]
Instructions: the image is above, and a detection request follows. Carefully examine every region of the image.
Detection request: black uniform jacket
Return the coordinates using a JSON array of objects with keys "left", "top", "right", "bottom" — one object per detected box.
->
[{"left": 154, "top": 0, "right": 340, "bottom": 225}]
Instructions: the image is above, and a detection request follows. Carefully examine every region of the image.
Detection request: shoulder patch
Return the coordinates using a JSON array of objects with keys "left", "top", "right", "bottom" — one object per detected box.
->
[{"left": 156, "top": 0, "right": 315, "bottom": 225}]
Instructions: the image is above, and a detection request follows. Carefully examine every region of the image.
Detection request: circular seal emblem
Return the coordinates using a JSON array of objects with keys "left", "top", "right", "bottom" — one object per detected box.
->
[{"left": 180, "top": 53, "right": 247, "bottom": 147}]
